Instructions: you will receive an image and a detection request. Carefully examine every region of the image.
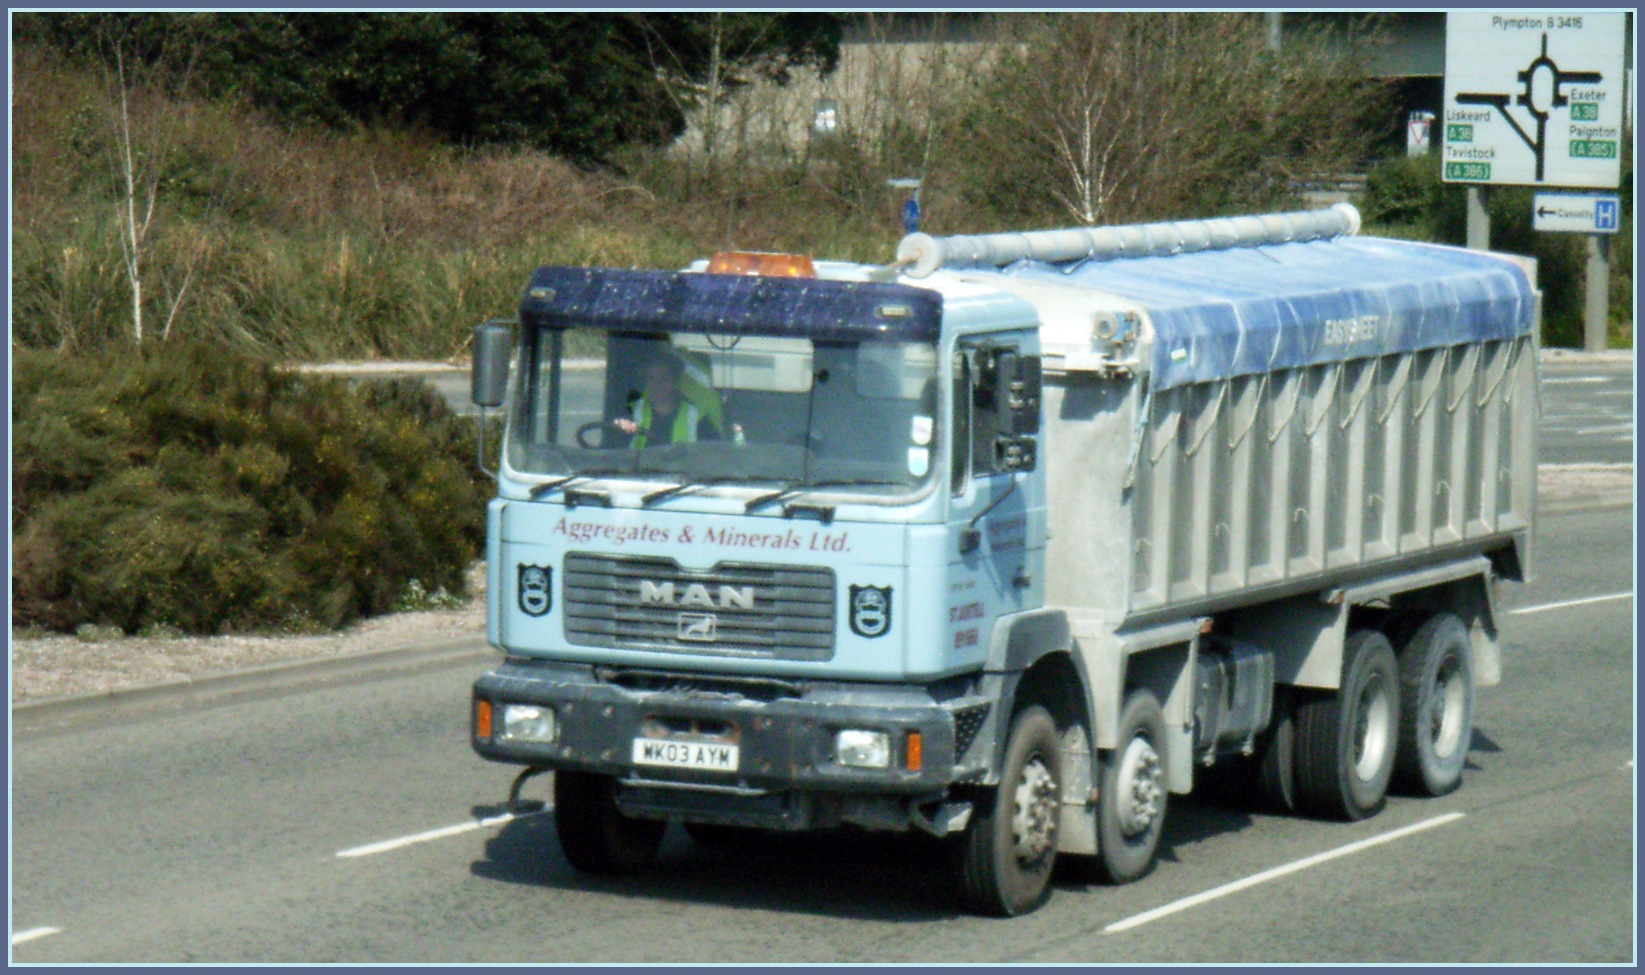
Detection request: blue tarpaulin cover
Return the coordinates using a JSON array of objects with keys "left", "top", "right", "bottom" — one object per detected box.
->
[{"left": 974, "top": 236, "right": 1537, "bottom": 391}]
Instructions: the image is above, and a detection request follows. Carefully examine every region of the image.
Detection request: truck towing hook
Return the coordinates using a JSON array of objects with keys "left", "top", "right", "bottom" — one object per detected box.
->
[{"left": 507, "top": 765, "right": 551, "bottom": 815}]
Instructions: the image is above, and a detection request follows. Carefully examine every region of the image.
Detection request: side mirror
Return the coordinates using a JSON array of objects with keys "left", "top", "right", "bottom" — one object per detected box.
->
[
  {"left": 1012, "top": 355, "right": 1042, "bottom": 435},
  {"left": 992, "top": 351, "right": 1019, "bottom": 433},
  {"left": 471, "top": 319, "right": 514, "bottom": 408},
  {"left": 988, "top": 350, "right": 1042, "bottom": 436}
]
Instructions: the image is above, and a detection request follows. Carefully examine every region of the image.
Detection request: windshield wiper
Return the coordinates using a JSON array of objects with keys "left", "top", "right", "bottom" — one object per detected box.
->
[
  {"left": 742, "top": 480, "right": 807, "bottom": 513},
  {"left": 641, "top": 474, "right": 756, "bottom": 507},
  {"left": 528, "top": 468, "right": 632, "bottom": 502},
  {"left": 742, "top": 478, "right": 909, "bottom": 513}
]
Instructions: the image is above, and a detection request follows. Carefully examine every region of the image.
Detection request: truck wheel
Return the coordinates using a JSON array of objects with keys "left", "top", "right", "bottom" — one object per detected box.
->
[
  {"left": 1253, "top": 688, "right": 1298, "bottom": 814},
  {"left": 1096, "top": 689, "right": 1168, "bottom": 883},
  {"left": 1393, "top": 613, "right": 1474, "bottom": 797},
  {"left": 1295, "top": 630, "right": 1400, "bottom": 821},
  {"left": 952, "top": 705, "right": 1062, "bottom": 916},
  {"left": 553, "top": 771, "right": 665, "bottom": 874}
]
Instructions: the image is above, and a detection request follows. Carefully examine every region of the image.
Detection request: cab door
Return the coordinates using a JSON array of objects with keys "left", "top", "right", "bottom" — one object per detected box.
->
[{"left": 945, "top": 336, "right": 1043, "bottom": 662}]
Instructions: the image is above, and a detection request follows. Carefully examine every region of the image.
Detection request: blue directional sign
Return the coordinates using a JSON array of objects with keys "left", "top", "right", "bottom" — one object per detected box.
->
[{"left": 1532, "top": 191, "right": 1623, "bottom": 234}]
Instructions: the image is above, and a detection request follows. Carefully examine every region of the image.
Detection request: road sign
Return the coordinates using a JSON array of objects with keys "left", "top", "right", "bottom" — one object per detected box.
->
[
  {"left": 1442, "top": 11, "right": 1626, "bottom": 188},
  {"left": 1407, "top": 111, "right": 1435, "bottom": 156},
  {"left": 1532, "top": 191, "right": 1624, "bottom": 233}
]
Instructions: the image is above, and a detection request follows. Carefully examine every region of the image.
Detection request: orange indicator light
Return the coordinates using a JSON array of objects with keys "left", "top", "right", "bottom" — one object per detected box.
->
[
  {"left": 706, "top": 251, "right": 817, "bottom": 278},
  {"left": 475, "top": 699, "right": 493, "bottom": 739},
  {"left": 905, "top": 731, "right": 923, "bottom": 772}
]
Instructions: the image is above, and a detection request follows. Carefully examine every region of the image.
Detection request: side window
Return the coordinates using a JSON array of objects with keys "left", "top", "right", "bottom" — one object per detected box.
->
[
  {"left": 956, "top": 337, "right": 1039, "bottom": 484},
  {"left": 963, "top": 340, "right": 1013, "bottom": 477}
]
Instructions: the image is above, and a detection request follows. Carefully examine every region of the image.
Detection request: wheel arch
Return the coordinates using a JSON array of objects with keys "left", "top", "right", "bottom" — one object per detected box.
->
[
  {"left": 982, "top": 610, "right": 1103, "bottom": 857},
  {"left": 1383, "top": 572, "right": 1501, "bottom": 687}
]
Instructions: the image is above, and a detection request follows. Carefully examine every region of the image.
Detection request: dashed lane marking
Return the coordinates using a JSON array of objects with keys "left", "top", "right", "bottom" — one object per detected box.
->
[
  {"left": 1104, "top": 813, "right": 1467, "bottom": 935},
  {"left": 336, "top": 809, "right": 547, "bottom": 859},
  {"left": 11, "top": 927, "right": 62, "bottom": 947},
  {"left": 1507, "top": 592, "right": 1633, "bottom": 616}
]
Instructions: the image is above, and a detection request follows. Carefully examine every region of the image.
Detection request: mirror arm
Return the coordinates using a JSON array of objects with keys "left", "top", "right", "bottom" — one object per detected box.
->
[{"left": 476, "top": 404, "right": 498, "bottom": 480}]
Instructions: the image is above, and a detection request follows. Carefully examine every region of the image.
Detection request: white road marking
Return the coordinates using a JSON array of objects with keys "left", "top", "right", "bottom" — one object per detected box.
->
[
  {"left": 1543, "top": 377, "right": 1609, "bottom": 385},
  {"left": 1538, "top": 462, "right": 1634, "bottom": 471},
  {"left": 337, "top": 809, "right": 546, "bottom": 858},
  {"left": 1104, "top": 813, "right": 1466, "bottom": 935},
  {"left": 1508, "top": 592, "right": 1633, "bottom": 616},
  {"left": 1574, "top": 425, "right": 1635, "bottom": 436},
  {"left": 11, "top": 927, "right": 62, "bottom": 946}
]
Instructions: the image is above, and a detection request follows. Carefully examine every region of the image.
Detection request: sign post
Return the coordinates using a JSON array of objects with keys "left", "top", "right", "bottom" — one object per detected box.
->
[{"left": 1442, "top": 11, "right": 1627, "bottom": 350}]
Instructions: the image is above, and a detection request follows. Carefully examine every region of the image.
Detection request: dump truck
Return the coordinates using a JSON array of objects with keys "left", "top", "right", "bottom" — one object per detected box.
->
[{"left": 467, "top": 203, "right": 1539, "bottom": 916}]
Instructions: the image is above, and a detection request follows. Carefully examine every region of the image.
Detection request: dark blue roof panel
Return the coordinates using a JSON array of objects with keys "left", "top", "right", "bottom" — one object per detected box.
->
[
  {"left": 975, "top": 236, "right": 1536, "bottom": 390},
  {"left": 519, "top": 266, "right": 942, "bottom": 344}
]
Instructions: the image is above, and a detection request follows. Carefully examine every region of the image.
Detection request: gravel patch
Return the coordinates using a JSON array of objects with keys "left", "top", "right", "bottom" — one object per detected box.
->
[
  {"left": 1538, "top": 465, "right": 1635, "bottom": 512},
  {"left": 10, "top": 564, "right": 487, "bottom": 704}
]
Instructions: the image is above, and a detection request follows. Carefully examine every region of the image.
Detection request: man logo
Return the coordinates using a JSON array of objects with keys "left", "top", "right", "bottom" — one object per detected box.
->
[
  {"left": 518, "top": 565, "right": 552, "bottom": 617},
  {"left": 849, "top": 585, "right": 892, "bottom": 638},
  {"left": 640, "top": 580, "right": 755, "bottom": 610}
]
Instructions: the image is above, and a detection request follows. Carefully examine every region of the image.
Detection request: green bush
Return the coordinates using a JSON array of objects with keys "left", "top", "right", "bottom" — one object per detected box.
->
[{"left": 11, "top": 343, "right": 492, "bottom": 635}]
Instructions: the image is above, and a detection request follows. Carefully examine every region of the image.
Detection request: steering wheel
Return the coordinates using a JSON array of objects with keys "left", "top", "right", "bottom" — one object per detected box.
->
[{"left": 576, "top": 420, "right": 618, "bottom": 449}]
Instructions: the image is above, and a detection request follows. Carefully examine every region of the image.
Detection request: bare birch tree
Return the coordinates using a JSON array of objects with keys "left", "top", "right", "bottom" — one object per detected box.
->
[
  {"left": 96, "top": 17, "right": 210, "bottom": 345},
  {"left": 941, "top": 13, "right": 1390, "bottom": 228}
]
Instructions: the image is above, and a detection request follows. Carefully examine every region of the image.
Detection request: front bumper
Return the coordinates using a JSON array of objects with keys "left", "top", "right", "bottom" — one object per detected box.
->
[{"left": 472, "top": 658, "right": 991, "bottom": 806}]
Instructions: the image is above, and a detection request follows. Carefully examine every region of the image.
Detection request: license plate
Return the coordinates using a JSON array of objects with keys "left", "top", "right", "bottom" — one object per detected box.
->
[{"left": 631, "top": 737, "right": 739, "bottom": 772}]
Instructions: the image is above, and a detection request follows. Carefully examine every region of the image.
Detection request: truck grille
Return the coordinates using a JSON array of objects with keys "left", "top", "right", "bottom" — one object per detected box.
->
[{"left": 563, "top": 553, "right": 836, "bottom": 661}]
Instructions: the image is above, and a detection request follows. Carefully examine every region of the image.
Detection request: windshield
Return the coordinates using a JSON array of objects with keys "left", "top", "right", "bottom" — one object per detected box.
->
[{"left": 506, "top": 327, "right": 940, "bottom": 497}]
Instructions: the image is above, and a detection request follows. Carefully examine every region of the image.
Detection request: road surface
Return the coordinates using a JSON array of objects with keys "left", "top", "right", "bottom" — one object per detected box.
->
[{"left": 11, "top": 502, "right": 1632, "bottom": 964}]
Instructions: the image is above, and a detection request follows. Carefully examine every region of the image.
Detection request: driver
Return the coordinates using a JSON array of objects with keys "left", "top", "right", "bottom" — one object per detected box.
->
[{"left": 614, "top": 350, "right": 724, "bottom": 447}]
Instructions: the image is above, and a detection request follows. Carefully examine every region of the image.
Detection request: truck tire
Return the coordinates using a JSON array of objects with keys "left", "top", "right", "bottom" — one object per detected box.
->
[
  {"left": 553, "top": 771, "right": 666, "bottom": 874},
  {"left": 1295, "top": 630, "right": 1400, "bottom": 821},
  {"left": 1393, "top": 612, "right": 1475, "bottom": 797},
  {"left": 1096, "top": 689, "right": 1168, "bottom": 883},
  {"left": 1253, "top": 688, "right": 1298, "bottom": 814},
  {"left": 952, "top": 705, "right": 1062, "bottom": 916}
]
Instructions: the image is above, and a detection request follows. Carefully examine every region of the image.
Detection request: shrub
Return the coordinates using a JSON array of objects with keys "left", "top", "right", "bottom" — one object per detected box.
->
[{"left": 11, "top": 343, "right": 492, "bottom": 634}]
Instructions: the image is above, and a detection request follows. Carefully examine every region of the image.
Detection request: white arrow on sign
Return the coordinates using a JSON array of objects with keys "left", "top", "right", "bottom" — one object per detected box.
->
[{"left": 1532, "top": 191, "right": 1622, "bottom": 234}]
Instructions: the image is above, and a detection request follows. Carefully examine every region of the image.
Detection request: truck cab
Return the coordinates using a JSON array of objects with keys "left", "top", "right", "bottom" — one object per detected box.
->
[{"left": 471, "top": 253, "right": 1070, "bottom": 912}]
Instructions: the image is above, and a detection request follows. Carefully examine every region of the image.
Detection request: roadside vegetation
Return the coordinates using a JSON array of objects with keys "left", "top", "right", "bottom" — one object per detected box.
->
[
  {"left": 11, "top": 343, "right": 491, "bottom": 636},
  {"left": 10, "top": 12, "right": 1630, "bottom": 636}
]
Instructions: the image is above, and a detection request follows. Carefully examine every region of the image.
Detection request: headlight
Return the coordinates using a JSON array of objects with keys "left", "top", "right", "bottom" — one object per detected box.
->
[
  {"left": 835, "top": 729, "right": 891, "bottom": 769},
  {"left": 500, "top": 704, "right": 557, "bottom": 743}
]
